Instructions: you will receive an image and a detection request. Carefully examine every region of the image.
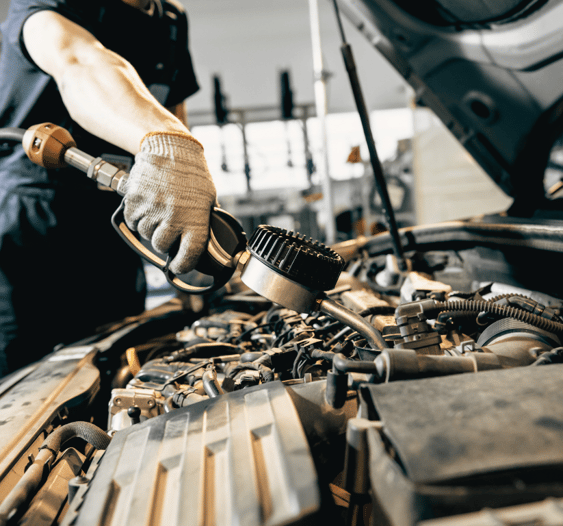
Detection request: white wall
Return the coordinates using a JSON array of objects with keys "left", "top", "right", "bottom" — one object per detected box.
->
[
  {"left": 412, "top": 107, "right": 513, "bottom": 224},
  {"left": 174, "top": 0, "right": 409, "bottom": 119}
]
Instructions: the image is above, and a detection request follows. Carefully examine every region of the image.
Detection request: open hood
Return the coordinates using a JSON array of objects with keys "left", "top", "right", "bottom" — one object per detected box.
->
[{"left": 338, "top": 0, "right": 563, "bottom": 214}]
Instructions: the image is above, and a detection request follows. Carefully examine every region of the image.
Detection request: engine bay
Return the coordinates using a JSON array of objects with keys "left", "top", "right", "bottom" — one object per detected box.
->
[
  {"left": 1, "top": 214, "right": 563, "bottom": 526},
  {"left": 2, "top": 0, "right": 563, "bottom": 521}
]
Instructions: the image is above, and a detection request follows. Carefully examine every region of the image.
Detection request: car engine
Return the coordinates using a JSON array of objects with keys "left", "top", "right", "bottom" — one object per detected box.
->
[
  {"left": 1, "top": 213, "right": 563, "bottom": 526},
  {"left": 2, "top": 0, "right": 563, "bottom": 523}
]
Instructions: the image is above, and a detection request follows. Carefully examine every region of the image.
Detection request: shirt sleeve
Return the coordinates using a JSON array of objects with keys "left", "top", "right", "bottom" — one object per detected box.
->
[
  {"left": 165, "top": 47, "right": 200, "bottom": 107},
  {"left": 1, "top": 0, "right": 199, "bottom": 105},
  {"left": 160, "top": 1, "right": 200, "bottom": 107}
]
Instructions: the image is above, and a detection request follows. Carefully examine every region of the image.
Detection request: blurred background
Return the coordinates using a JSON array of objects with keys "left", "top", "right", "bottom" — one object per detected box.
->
[{"left": 0, "top": 0, "right": 513, "bottom": 306}]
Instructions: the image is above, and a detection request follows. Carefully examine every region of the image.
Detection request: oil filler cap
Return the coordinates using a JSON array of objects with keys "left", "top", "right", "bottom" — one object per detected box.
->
[{"left": 240, "top": 225, "right": 345, "bottom": 312}]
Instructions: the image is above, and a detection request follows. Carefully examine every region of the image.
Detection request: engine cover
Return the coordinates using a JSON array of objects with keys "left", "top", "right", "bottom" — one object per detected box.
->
[{"left": 65, "top": 381, "right": 320, "bottom": 526}]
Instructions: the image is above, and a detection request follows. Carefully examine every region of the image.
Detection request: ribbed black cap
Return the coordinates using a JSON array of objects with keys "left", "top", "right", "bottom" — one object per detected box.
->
[{"left": 247, "top": 225, "right": 345, "bottom": 291}]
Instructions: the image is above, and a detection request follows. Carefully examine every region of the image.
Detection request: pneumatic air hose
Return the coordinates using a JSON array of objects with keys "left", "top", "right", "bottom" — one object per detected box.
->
[
  {"left": 434, "top": 300, "right": 563, "bottom": 334},
  {"left": 0, "top": 127, "right": 25, "bottom": 142}
]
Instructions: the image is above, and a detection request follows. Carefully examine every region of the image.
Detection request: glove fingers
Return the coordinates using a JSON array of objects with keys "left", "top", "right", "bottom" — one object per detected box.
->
[
  {"left": 152, "top": 223, "right": 181, "bottom": 258},
  {"left": 123, "top": 133, "right": 217, "bottom": 275},
  {"left": 123, "top": 195, "right": 153, "bottom": 232},
  {"left": 167, "top": 228, "right": 208, "bottom": 275},
  {"left": 136, "top": 215, "right": 159, "bottom": 244}
]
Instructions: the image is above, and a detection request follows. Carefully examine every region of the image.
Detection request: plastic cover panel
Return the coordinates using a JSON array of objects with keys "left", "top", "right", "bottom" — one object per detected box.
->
[
  {"left": 72, "top": 381, "right": 320, "bottom": 526},
  {"left": 364, "top": 365, "right": 563, "bottom": 483}
]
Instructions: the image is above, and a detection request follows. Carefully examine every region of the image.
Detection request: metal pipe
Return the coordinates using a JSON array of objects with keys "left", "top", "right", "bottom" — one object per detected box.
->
[
  {"left": 0, "top": 422, "right": 110, "bottom": 526},
  {"left": 319, "top": 298, "right": 388, "bottom": 350},
  {"left": 308, "top": 0, "right": 337, "bottom": 244},
  {"left": 0, "top": 449, "right": 54, "bottom": 526},
  {"left": 202, "top": 368, "right": 224, "bottom": 398},
  {"left": 0, "top": 127, "right": 25, "bottom": 142},
  {"left": 64, "top": 147, "right": 96, "bottom": 173}
]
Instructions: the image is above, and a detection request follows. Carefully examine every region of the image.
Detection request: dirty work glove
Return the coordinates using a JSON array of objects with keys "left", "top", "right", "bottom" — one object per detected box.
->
[{"left": 118, "top": 132, "right": 217, "bottom": 275}]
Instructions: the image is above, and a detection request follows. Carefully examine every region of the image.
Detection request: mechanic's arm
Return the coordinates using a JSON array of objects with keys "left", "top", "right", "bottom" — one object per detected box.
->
[
  {"left": 22, "top": 10, "right": 217, "bottom": 274},
  {"left": 23, "top": 10, "right": 184, "bottom": 153}
]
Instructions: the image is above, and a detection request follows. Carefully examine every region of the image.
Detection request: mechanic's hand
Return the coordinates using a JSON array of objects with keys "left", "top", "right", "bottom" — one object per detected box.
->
[{"left": 118, "top": 132, "right": 217, "bottom": 275}]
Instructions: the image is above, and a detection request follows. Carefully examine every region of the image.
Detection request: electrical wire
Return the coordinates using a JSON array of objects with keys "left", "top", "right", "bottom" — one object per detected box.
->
[{"left": 235, "top": 322, "right": 277, "bottom": 342}]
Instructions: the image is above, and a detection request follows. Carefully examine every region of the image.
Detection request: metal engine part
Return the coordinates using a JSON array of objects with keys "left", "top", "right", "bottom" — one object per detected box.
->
[
  {"left": 107, "top": 388, "right": 163, "bottom": 434},
  {"left": 241, "top": 225, "right": 345, "bottom": 312}
]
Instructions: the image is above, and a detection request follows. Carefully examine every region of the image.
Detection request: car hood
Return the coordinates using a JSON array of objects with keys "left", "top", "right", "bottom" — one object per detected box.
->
[{"left": 338, "top": 0, "right": 563, "bottom": 214}]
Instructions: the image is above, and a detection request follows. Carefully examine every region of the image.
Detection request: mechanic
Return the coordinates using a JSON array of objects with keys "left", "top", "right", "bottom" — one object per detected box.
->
[{"left": 0, "top": 0, "right": 216, "bottom": 376}]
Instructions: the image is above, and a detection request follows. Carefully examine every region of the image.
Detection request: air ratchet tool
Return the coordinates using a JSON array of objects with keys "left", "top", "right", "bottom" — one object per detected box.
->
[{"left": 17, "top": 123, "right": 346, "bottom": 307}]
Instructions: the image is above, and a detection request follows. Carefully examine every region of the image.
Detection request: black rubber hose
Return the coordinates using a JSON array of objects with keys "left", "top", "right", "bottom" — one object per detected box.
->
[
  {"left": 333, "top": 353, "right": 379, "bottom": 374},
  {"left": 316, "top": 351, "right": 381, "bottom": 408},
  {"left": 227, "top": 362, "right": 275, "bottom": 382},
  {"left": 311, "top": 349, "right": 335, "bottom": 362},
  {"left": 435, "top": 310, "right": 480, "bottom": 330},
  {"left": 358, "top": 305, "right": 396, "bottom": 317},
  {"left": 311, "top": 350, "right": 379, "bottom": 374},
  {"left": 319, "top": 298, "right": 388, "bottom": 350},
  {"left": 41, "top": 421, "right": 111, "bottom": 453},
  {"left": 435, "top": 300, "right": 563, "bottom": 334},
  {"left": 437, "top": 310, "right": 477, "bottom": 322},
  {"left": 0, "top": 127, "right": 25, "bottom": 142}
]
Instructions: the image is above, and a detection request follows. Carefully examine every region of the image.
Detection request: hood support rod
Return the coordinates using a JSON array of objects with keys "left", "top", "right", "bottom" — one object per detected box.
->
[{"left": 331, "top": 0, "right": 407, "bottom": 270}]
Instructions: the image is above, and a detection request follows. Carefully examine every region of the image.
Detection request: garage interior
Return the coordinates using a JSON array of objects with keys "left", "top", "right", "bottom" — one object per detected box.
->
[
  {"left": 0, "top": 0, "right": 514, "bottom": 306},
  {"left": 1, "top": 1, "right": 563, "bottom": 526},
  {"left": 0, "top": 0, "right": 514, "bottom": 307}
]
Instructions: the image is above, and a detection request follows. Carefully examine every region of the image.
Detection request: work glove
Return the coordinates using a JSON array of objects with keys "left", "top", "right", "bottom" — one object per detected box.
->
[{"left": 118, "top": 132, "right": 217, "bottom": 275}]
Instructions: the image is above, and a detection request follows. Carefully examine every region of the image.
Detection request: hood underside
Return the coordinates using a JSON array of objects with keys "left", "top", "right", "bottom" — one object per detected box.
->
[{"left": 339, "top": 0, "right": 563, "bottom": 212}]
